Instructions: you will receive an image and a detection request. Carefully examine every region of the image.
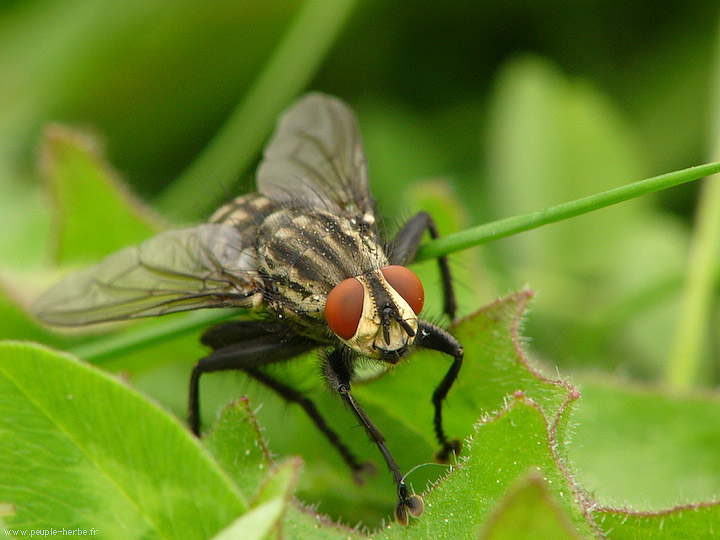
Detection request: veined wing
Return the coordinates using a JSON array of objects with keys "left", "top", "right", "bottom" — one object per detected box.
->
[
  {"left": 33, "top": 224, "right": 261, "bottom": 326},
  {"left": 257, "top": 93, "right": 374, "bottom": 218}
]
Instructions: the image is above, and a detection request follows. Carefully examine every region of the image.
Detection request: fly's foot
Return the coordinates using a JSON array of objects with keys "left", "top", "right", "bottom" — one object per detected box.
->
[
  {"left": 434, "top": 437, "right": 462, "bottom": 464},
  {"left": 394, "top": 483, "right": 424, "bottom": 526}
]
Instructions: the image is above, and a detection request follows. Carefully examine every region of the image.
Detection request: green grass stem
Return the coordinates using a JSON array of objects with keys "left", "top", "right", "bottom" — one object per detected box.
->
[{"left": 415, "top": 162, "right": 720, "bottom": 261}]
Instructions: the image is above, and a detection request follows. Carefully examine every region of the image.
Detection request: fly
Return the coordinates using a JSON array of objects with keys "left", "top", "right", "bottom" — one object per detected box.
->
[{"left": 33, "top": 93, "right": 464, "bottom": 525}]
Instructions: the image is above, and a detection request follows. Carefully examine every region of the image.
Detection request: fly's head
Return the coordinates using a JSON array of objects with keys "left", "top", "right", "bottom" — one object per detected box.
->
[{"left": 324, "top": 266, "right": 424, "bottom": 363}]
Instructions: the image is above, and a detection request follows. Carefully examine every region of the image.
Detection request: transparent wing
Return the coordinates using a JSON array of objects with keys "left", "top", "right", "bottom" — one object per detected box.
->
[
  {"left": 33, "top": 224, "right": 261, "bottom": 326},
  {"left": 257, "top": 92, "right": 374, "bottom": 217}
]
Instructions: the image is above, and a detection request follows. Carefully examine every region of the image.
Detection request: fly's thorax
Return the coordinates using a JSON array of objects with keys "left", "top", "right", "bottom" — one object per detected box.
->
[
  {"left": 256, "top": 209, "right": 388, "bottom": 327},
  {"left": 329, "top": 269, "right": 421, "bottom": 362}
]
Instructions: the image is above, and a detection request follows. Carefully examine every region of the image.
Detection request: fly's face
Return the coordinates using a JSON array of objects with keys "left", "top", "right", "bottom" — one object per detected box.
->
[{"left": 325, "top": 266, "right": 424, "bottom": 362}]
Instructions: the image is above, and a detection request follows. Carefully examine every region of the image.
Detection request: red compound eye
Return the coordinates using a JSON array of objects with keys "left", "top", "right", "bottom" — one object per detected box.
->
[
  {"left": 325, "top": 277, "right": 364, "bottom": 339},
  {"left": 381, "top": 265, "right": 424, "bottom": 315}
]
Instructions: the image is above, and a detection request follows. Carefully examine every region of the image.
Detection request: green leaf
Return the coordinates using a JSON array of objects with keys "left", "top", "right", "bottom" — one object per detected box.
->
[
  {"left": 39, "top": 125, "right": 162, "bottom": 265},
  {"left": 204, "top": 398, "right": 274, "bottom": 502},
  {"left": 569, "top": 379, "right": 720, "bottom": 509},
  {"left": 594, "top": 503, "right": 720, "bottom": 540},
  {"left": 378, "top": 397, "right": 596, "bottom": 539},
  {"left": 210, "top": 458, "right": 301, "bottom": 540},
  {"left": 195, "top": 315, "right": 596, "bottom": 539},
  {"left": 0, "top": 341, "right": 245, "bottom": 538},
  {"left": 478, "top": 472, "right": 584, "bottom": 540},
  {"left": 8, "top": 293, "right": 720, "bottom": 539},
  {"left": 209, "top": 498, "right": 284, "bottom": 540},
  {"left": 178, "top": 291, "right": 588, "bottom": 533},
  {"left": 205, "top": 398, "right": 369, "bottom": 540},
  {"left": 566, "top": 377, "right": 720, "bottom": 537},
  {"left": 197, "top": 292, "right": 720, "bottom": 538}
]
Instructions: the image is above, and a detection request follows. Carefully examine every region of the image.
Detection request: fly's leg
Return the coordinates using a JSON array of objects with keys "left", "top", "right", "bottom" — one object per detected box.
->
[
  {"left": 388, "top": 211, "right": 457, "bottom": 320},
  {"left": 190, "top": 321, "right": 371, "bottom": 481},
  {"left": 417, "top": 320, "right": 464, "bottom": 463},
  {"left": 241, "top": 366, "right": 374, "bottom": 482},
  {"left": 325, "top": 349, "right": 424, "bottom": 525},
  {"left": 189, "top": 322, "right": 313, "bottom": 435},
  {"left": 391, "top": 213, "right": 464, "bottom": 460}
]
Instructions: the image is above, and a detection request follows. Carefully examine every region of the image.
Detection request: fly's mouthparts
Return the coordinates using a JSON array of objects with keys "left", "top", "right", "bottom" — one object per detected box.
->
[
  {"left": 398, "top": 317, "right": 416, "bottom": 337},
  {"left": 381, "top": 306, "right": 416, "bottom": 345},
  {"left": 382, "top": 306, "right": 393, "bottom": 344}
]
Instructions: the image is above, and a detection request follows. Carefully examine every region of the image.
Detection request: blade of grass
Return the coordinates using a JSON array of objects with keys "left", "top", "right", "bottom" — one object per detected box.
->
[
  {"left": 156, "top": 0, "right": 359, "bottom": 221},
  {"left": 665, "top": 27, "right": 720, "bottom": 389},
  {"left": 415, "top": 162, "right": 720, "bottom": 261},
  {"left": 665, "top": 177, "right": 720, "bottom": 388}
]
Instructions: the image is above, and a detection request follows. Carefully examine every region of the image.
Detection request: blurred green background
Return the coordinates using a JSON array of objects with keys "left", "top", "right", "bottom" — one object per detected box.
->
[{"left": 3, "top": 0, "right": 720, "bottom": 525}]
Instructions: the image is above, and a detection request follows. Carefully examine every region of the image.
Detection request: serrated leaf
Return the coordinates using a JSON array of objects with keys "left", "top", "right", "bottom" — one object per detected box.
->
[
  {"left": 11, "top": 291, "right": 720, "bottom": 539},
  {"left": 378, "top": 397, "right": 597, "bottom": 539},
  {"left": 198, "top": 291, "right": 588, "bottom": 536},
  {"left": 565, "top": 377, "right": 720, "bottom": 538},
  {"left": 39, "top": 125, "right": 162, "bottom": 265},
  {"left": 594, "top": 503, "right": 720, "bottom": 539},
  {"left": 0, "top": 341, "right": 245, "bottom": 539}
]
